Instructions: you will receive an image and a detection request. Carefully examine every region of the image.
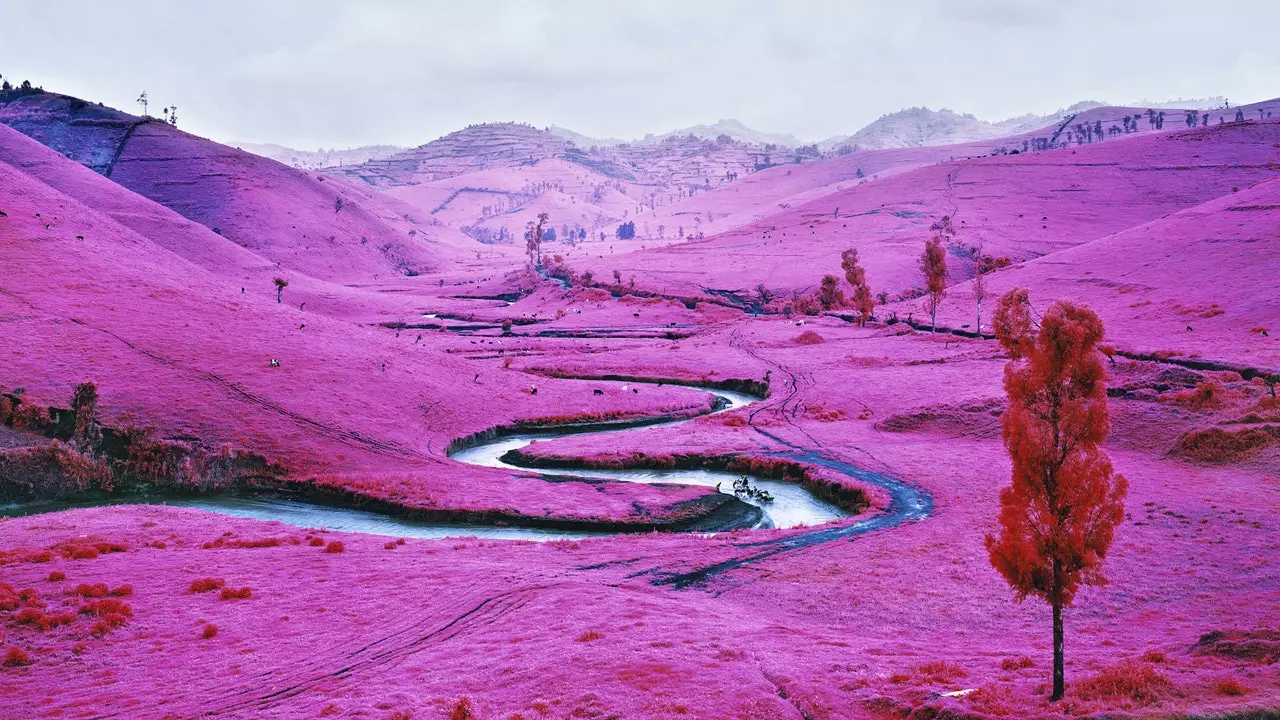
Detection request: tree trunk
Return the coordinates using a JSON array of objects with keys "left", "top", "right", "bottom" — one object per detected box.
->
[
  {"left": 930, "top": 299, "right": 937, "bottom": 333},
  {"left": 976, "top": 298, "right": 982, "bottom": 336},
  {"left": 276, "top": 288, "right": 282, "bottom": 303},
  {"left": 1051, "top": 563, "right": 1065, "bottom": 701}
]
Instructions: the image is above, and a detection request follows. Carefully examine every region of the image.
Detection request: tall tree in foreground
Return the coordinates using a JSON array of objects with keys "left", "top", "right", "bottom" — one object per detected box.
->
[
  {"left": 972, "top": 249, "right": 989, "bottom": 335},
  {"left": 840, "top": 248, "right": 874, "bottom": 326},
  {"left": 985, "top": 289, "right": 1128, "bottom": 702},
  {"left": 525, "top": 212, "right": 549, "bottom": 268},
  {"left": 919, "top": 237, "right": 947, "bottom": 331}
]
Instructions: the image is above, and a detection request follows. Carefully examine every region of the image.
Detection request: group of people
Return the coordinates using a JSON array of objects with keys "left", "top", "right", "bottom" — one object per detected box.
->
[{"left": 730, "top": 475, "right": 774, "bottom": 503}]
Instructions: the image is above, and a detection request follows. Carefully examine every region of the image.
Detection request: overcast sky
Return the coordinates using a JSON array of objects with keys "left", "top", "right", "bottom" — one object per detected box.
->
[{"left": 2, "top": 0, "right": 1277, "bottom": 149}]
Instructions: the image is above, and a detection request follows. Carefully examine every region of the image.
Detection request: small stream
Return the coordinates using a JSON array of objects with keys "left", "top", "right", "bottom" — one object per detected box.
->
[
  {"left": 4, "top": 385, "right": 849, "bottom": 541},
  {"left": 451, "top": 389, "right": 847, "bottom": 531}
]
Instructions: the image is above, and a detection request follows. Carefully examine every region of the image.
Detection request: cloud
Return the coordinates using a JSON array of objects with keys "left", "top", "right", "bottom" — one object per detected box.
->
[{"left": 0, "top": 0, "right": 1276, "bottom": 148}]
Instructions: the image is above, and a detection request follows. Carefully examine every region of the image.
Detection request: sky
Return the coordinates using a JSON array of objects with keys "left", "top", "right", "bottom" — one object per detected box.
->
[{"left": 2, "top": 0, "right": 1277, "bottom": 150}]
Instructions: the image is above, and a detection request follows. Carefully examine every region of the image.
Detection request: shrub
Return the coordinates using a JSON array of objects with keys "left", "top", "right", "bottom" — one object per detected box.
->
[
  {"left": 80, "top": 598, "right": 132, "bottom": 618},
  {"left": 1139, "top": 649, "right": 1166, "bottom": 663},
  {"left": 69, "top": 546, "right": 99, "bottom": 560},
  {"left": 201, "top": 624, "right": 219, "bottom": 640},
  {"left": 1171, "top": 426, "right": 1279, "bottom": 463},
  {"left": 323, "top": 541, "right": 345, "bottom": 554},
  {"left": 2, "top": 646, "right": 31, "bottom": 668},
  {"left": 17, "top": 588, "right": 40, "bottom": 606},
  {"left": 1074, "top": 660, "right": 1172, "bottom": 705},
  {"left": 37, "top": 611, "right": 75, "bottom": 631},
  {"left": 794, "top": 330, "right": 824, "bottom": 345},
  {"left": 13, "top": 607, "right": 45, "bottom": 625},
  {"left": 189, "top": 578, "right": 225, "bottom": 593},
  {"left": 914, "top": 661, "right": 967, "bottom": 683},
  {"left": 73, "top": 583, "right": 109, "bottom": 598},
  {"left": 1214, "top": 676, "right": 1248, "bottom": 696},
  {"left": 1000, "top": 656, "right": 1035, "bottom": 670},
  {"left": 308, "top": 537, "right": 325, "bottom": 547},
  {"left": 0, "top": 584, "right": 17, "bottom": 611},
  {"left": 576, "top": 630, "right": 605, "bottom": 642},
  {"left": 1190, "top": 380, "right": 1225, "bottom": 409},
  {"left": 47, "top": 571, "right": 65, "bottom": 582},
  {"left": 219, "top": 587, "right": 252, "bottom": 601},
  {"left": 450, "top": 697, "right": 476, "bottom": 720}
]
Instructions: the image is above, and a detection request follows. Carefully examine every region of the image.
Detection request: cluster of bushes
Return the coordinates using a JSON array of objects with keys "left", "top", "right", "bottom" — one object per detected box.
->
[
  {"left": 0, "top": 381, "right": 285, "bottom": 503},
  {"left": 2, "top": 578, "right": 135, "bottom": 646},
  {"left": 1072, "top": 659, "right": 1173, "bottom": 706},
  {"left": 1171, "top": 425, "right": 1279, "bottom": 463}
]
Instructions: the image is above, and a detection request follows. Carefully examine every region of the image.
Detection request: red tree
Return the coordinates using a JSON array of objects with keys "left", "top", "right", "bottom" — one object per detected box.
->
[
  {"left": 920, "top": 237, "right": 947, "bottom": 331},
  {"left": 841, "top": 249, "right": 875, "bottom": 326},
  {"left": 816, "top": 274, "right": 845, "bottom": 310},
  {"left": 986, "top": 289, "right": 1128, "bottom": 701}
]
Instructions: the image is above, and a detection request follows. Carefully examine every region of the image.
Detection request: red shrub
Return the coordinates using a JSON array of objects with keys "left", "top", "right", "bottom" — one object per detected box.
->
[
  {"left": 201, "top": 624, "right": 219, "bottom": 640},
  {"left": 323, "top": 541, "right": 345, "bottom": 554},
  {"left": 1074, "top": 660, "right": 1173, "bottom": 705},
  {"left": 1214, "top": 676, "right": 1248, "bottom": 696},
  {"left": 794, "top": 330, "right": 824, "bottom": 345},
  {"left": 36, "top": 611, "right": 76, "bottom": 631},
  {"left": 203, "top": 536, "right": 283, "bottom": 550},
  {"left": 0, "top": 584, "right": 16, "bottom": 611},
  {"left": 73, "top": 583, "right": 109, "bottom": 598},
  {"left": 13, "top": 608, "right": 45, "bottom": 626},
  {"left": 383, "top": 541, "right": 398, "bottom": 550},
  {"left": 190, "top": 577, "right": 226, "bottom": 593},
  {"left": 80, "top": 598, "right": 132, "bottom": 619},
  {"left": 449, "top": 696, "right": 476, "bottom": 720},
  {"left": 90, "top": 616, "right": 128, "bottom": 635},
  {"left": 1000, "top": 656, "right": 1035, "bottom": 670},
  {"left": 308, "top": 537, "right": 325, "bottom": 547},
  {"left": 68, "top": 546, "right": 99, "bottom": 560},
  {"left": 17, "top": 588, "right": 41, "bottom": 607},
  {"left": 2, "top": 646, "right": 31, "bottom": 667},
  {"left": 219, "top": 587, "right": 251, "bottom": 601},
  {"left": 1172, "top": 426, "right": 1279, "bottom": 463},
  {"left": 108, "top": 585, "right": 133, "bottom": 597},
  {"left": 25, "top": 550, "right": 52, "bottom": 563},
  {"left": 576, "top": 630, "right": 605, "bottom": 642},
  {"left": 47, "top": 571, "right": 65, "bottom": 582}
]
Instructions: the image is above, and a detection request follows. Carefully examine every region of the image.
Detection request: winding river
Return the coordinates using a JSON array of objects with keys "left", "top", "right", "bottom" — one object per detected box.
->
[{"left": 4, "top": 384, "right": 887, "bottom": 543}]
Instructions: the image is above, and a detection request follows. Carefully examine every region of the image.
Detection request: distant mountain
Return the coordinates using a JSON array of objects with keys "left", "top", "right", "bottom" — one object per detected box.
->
[
  {"left": 548, "top": 119, "right": 800, "bottom": 149},
  {"left": 546, "top": 125, "right": 627, "bottom": 148},
  {"left": 642, "top": 119, "right": 801, "bottom": 148},
  {"left": 817, "top": 106, "right": 1075, "bottom": 151},
  {"left": 232, "top": 142, "right": 404, "bottom": 169},
  {"left": 1127, "top": 96, "right": 1226, "bottom": 110}
]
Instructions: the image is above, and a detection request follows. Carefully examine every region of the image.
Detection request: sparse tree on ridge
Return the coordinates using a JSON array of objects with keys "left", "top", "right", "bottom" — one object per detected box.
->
[
  {"left": 137, "top": 90, "right": 149, "bottom": 117},
  {"left": 986, "top": 289, "right": 1128, "bottom": 703},
  {"left": 920, "top": 236, "right": 947, "bottom": 332}
]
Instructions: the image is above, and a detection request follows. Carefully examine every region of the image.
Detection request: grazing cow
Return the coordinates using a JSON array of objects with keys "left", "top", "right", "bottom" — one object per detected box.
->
[
  {"left": 593, "top": 389, "right": 604, "bottom": 395},
  {"left": 269, "top": 359, "right": 279, "bottom": 368},
  {"left": 530, "top": 385, "right": 538, "bottom": 395}
]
